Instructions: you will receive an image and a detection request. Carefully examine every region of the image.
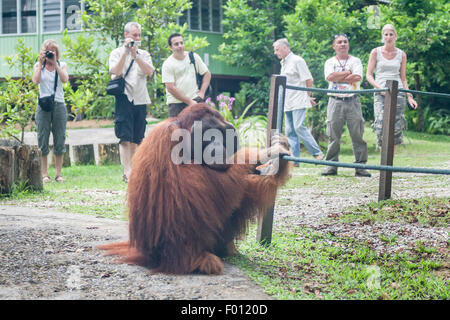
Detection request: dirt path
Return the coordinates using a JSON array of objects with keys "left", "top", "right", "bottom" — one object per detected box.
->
[{"left": 0, "top": 206, "right": 271, "bottom": 300}]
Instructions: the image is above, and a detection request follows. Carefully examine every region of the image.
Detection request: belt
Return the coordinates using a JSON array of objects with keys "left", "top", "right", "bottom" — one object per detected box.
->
[{"left": 331, "top": 95, "right": 357, "bottom": 101}]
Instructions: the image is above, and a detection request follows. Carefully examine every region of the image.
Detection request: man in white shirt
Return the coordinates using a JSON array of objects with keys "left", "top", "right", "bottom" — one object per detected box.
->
[
  {"left": 273, "top": 38, "right": 323, "bottom": 164},
  {"left": 109, "top": 22, "right": 154, "bottom": 182},
  {"left": 162, "top": 33, "right": 211, "bottom": 117},
  {"left": 322, "top": 34, "right": 370, "bottom": 177}
]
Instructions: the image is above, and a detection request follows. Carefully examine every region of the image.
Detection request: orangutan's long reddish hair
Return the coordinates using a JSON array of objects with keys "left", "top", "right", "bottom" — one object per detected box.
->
[{"left": 99, "top": 104, "right": 291, "bottom": 274}]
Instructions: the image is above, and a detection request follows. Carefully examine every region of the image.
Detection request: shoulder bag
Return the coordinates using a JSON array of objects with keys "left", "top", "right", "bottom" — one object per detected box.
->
[
  {"left": 106, "top": 59, "right": 135, "bottom": 96},
  {"left": 188, "top": 51, "right": 212, "bottom": 99},
  {"left": 38, "top": 62, "right": 59, "bottom": 112}
]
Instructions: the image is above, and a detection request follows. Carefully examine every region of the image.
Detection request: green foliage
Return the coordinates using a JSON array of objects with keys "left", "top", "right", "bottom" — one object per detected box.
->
[
  {"left": 234, "top": 79, "right": 271, "bottom": 116},
  {"left": 0, "top": 39, "right": 38, "bottom": 143},
  {"left": 218, "top": 0, "right": 277, "bottom": 76},
  {"left": 62, "top": 30, "right": 114, "bottom": 119},
  {"left": 217, "top": 0, "right": 298, "bottom": 117},
  {"left": 406, "top": 106, "right": 450, "bottom": 135}
]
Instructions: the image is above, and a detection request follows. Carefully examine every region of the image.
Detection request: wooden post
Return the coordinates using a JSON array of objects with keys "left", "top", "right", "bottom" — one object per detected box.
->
[
  {"left": 73, "top": 144, "right": 95, "bottom": 165},
  {"left": 0, "top": 147, "right": 15, "bottom": 194},
  {"left": 257, "top": 75, "right": 286, "bottom": 245},
  {"left": 378, "top": 80, "right": 398, "bottom": 201},
  {"left": 14, "top": 145, "right": 43, "bottom": 191}
]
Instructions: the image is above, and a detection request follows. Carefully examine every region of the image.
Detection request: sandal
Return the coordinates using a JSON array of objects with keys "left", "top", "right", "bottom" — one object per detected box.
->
[
  {"left": 43, "top": 176, "right": 51, "bottom": 183},
  {"left": 55, "top": 175, "right": 65, "bottom": 183}
]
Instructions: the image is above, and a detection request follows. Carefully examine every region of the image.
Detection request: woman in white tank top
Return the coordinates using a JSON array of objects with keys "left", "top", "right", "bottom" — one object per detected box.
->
[{"left": 366, "top": 24, "right": 418, "bottom": 154}]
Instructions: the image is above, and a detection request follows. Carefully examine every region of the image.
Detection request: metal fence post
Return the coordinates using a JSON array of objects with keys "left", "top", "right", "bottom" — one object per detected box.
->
[
  {"left": 257, "top": 75, "right": 286, "bottom": 245},
  {"left": 378, "top": 80, "right": 398, "bottom": 201}
]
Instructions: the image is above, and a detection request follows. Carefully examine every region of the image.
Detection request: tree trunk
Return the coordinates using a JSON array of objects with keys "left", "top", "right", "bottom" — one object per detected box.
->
[
  {"left": 0, "top": 147, "right": 15, "bottom": 194},
  {"left": 14, "top": 145, "right": 43, "bottom": 191}
]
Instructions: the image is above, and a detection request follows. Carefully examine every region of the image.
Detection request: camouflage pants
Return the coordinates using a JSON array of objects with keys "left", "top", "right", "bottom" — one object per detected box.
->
[{"left": 371, "top": 94, "right": 406, "bottom": 148}]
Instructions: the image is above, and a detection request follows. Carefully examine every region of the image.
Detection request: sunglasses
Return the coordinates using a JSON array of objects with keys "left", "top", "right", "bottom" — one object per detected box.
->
[{"left": 334, "top": 33, "right": 349, "bottom": 40}]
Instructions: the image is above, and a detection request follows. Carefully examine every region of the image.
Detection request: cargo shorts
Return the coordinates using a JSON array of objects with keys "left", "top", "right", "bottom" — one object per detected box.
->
[{"left": 114, "top": 94, "right": 147, "bottom": 145}]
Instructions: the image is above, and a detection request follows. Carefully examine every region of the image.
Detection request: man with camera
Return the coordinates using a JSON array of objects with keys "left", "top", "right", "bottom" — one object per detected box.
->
[
  {"left": 162, "top": 33, "right": 211, "bottom": 117},
  {"left": 109, "top": 22, "right": 154, "bottom": 182}
]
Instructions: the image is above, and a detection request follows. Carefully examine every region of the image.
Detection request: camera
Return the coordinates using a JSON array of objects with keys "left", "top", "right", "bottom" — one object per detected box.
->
[
  {"left": 45, "top": 50, "right": 54, "bottom": 59},
  {"left": 127, "top": 40, "right": 140, "bottom": 48}
]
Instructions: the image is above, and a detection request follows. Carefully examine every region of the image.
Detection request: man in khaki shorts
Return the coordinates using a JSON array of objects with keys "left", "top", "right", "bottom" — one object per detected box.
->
[{"left": 322, "top": 34, "right": 371, "bottom": 177}]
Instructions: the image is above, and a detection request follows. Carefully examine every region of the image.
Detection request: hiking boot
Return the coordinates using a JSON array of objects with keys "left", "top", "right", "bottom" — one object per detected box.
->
[
  {"left": 355, "top": 169, "right": 371, "bottom": 177},
  {"left": 321, "top": 167, "right": 337, "bottom": 176}
]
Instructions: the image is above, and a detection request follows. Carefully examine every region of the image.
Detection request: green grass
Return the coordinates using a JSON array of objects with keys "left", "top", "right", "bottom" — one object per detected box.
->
[
  {"left": 227, "top": 224, "right": 449, "bottom": 300},
  {"left": 333, "top": 197, "right": 449, "bottom": 227},
  {"left": 329, "top": 124, "right": 450, "bottom": 168},
  {"left": 1, "top": 164, "right": 128, "bottom": 219}
]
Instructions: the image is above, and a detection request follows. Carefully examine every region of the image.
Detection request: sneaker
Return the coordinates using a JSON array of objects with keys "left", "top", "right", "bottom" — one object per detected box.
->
[
  {"left": 355, "top": 170, "right": 371, "bottom": 177},
  {"left": 321, "top": 167, "right": 337, "bottom": 176}
]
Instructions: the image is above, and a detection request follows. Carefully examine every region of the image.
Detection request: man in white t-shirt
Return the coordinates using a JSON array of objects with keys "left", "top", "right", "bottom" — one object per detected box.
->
[
  {"left": 322, "top": 34, "right": 370, "bottom": 177},
  {"left": 162, "top": 33, "right": 211, "bottom": 117},
  {"left": 273, "top": 38, "right": 323, "bottom": 164}
]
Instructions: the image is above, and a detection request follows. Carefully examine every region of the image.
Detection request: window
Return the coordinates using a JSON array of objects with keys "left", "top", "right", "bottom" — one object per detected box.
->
[
  {"left": 0, "top": 0, "right": 37, "bottom": 34},
  {"left": 201, "top": 0, "right": 210, "bottom": 31},
  {"left": 22, "top": 0, "right": 37, "bottom": 33},
  {"left": 211, "top": 0, "right": 221, "bottom": 32},
  {"left": 190, "top": 0, "right": 200, "bottom": 30},
  {"left": 2, "top": 0, "right": 18, "bottom": 34},
  {"left": 178, "top": 0, "right": 222, "bottom": 33},
  {"left": 43, "top": 0, "right": 61, "bottom": 32}
]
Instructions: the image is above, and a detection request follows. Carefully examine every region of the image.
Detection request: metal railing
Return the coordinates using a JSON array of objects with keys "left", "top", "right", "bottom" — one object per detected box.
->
[{"left": 258, "top": 75, "right": 449, "bottom": 245}]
